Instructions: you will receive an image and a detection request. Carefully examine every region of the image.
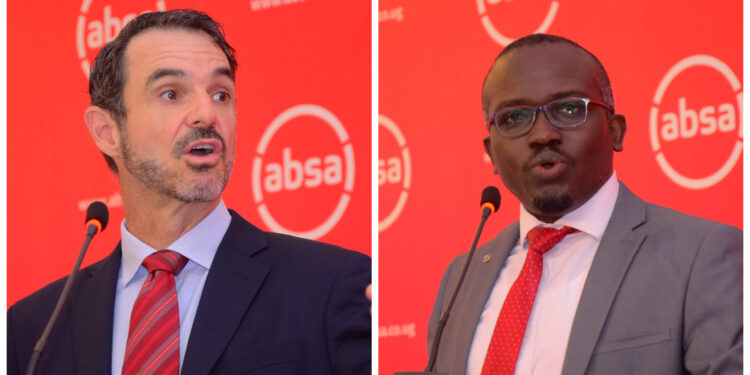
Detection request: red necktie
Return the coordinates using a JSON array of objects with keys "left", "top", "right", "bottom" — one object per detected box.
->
[
  {"left": 481, "top": 226, "right": 579, "bottom": 375},
  {"left": 123, "top": 250, "right": 189, "bottom": 375}
]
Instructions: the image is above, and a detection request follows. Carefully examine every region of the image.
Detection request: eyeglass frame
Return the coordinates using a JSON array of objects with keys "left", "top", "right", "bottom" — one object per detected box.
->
[{"left": 486, "top": 97, "right": 614, "bottom": 138}]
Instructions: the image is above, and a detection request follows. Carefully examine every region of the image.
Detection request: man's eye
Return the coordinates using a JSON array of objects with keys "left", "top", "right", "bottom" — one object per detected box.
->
[
  {"left": 213, "top": 91, "right": 231, "bottom": 102},
  {"left": 160, "top": 90, "right": 178, "bottom": 101},
  {"left": 500, "top": 110, "right": 532, "bottom": 127},
  {"left": 555, "top": 102, "right": 585, "bottom": 116}
]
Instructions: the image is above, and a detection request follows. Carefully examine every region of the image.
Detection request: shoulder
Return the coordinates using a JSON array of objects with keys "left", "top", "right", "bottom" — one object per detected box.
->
[
  {"left": 640, "top": 201, "right": 742, "bottom": 274},
  {"left": 264, "top": 231, "right": 371, "bottom": 277},
  {"left": 9, "top": 275, "right": 67, "bottom": 325},
  {"left": 616, "top": 182, "right": 741, "bottom": 240},
  {"left": 8, "top": 248, "right": 120, "bottom": 361},
  {"left": 612, "top": 184, "right": 741, "bottom": 292},
  {"left": 435, "top": 220, "right": 518, "bottom": 301},
  {"left": 224, "top": 209, "right": 370, "bottom": 276},
  {"left": 9, "top": 249, "right": 119, "bottom": 315},
  {"left": 265, "top": 231, "right": 369, "bottom": 260},
  {"left": 643, "top": 201, "right": 740, "bottom": 235},
  {"left": 632, "top": 196, "right": 740, "bottom": 245},
  {"left": 443, "top": 221, "right": 519, "bottom": 275}
]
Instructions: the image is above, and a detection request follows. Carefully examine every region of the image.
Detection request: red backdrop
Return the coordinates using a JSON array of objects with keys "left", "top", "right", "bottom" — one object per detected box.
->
[
  {"left": 378, "top": 0, "right": 742, "bottom": 373},
  {"left": 8, "top": 0, "right": 371, "bottom": 306}
]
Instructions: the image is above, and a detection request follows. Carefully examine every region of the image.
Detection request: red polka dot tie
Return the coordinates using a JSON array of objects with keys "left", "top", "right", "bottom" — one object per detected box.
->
[
  {"left": 480, "top": 226, "right": 579, "bottom": 375},
  {"left": 123, "top": 250, "right": 188, "bottom": 375}
]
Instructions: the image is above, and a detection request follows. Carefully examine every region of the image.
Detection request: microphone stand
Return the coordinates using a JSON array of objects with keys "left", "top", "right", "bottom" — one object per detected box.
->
[
  {"left": 395, "top": 206, "right": 494, "bottom": 375},
  {"left": 26, "top": 200, "right": 108, "bottom": 375}
]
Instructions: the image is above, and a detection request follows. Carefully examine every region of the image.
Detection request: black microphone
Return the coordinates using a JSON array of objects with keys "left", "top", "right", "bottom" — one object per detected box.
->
[
  {"left": 26, "top": 201, "right": 109, "bottom": 375},
  {"left": 85, "top": 201, "right": 109, "bottom": 236},
  {"left": 396, "top": 187, "right": 501, "bottom": 375},
  {"left": 480, "top": 185, "right": 501, "bottom": 219}
]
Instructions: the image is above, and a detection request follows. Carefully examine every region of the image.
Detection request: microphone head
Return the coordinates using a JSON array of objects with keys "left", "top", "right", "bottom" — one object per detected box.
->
[
  {"left": 85, "top": 201, "right": 109, "bottom": 233},
  {"left": 480, "top": 186, "right": 501, "bottom": 214}
]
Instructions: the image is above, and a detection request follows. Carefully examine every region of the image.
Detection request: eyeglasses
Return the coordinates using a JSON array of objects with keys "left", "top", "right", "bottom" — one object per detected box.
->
[{"left": 487, "top": 97, "right": 613, "bottom": 137}]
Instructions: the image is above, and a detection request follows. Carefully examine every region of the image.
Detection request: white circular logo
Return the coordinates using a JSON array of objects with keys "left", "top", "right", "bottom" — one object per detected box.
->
[
  {"left": 649, "top": 55, "right": 742, "bottom": 189},
  {"left": 252, "top": 104, "right": 355, "bottom": 239},
  {"left": 76, "top": 0, "right": 167, "bottom": 77},
  {"left": 378, "top": 114, "right": 412, "bottom": 232},
  {"left": 477, "top": 0, "right": 559, "bottom": 46}
]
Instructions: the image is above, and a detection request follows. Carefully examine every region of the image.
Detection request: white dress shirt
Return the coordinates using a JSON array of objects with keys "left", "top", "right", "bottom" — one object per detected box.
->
[
  {"left": 467, "top": 173, "right": 619, "bottom": 375},
  {"left": 111, "top": 200, "right": 232, "bottom": 375}
]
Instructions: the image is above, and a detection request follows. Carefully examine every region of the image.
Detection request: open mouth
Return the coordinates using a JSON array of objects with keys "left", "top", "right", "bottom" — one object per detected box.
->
[
  {"left": 528, "top": 153, "right": 567, "bottom": 179},
  {"left": 182, "top": 139, "right": 223, "bottom": 159},
  {"left": 540, "top": 160, "right": 558, "bottom": 169},
  {"left": 189, "top": 144, "right": 215, "bottom": 156}
]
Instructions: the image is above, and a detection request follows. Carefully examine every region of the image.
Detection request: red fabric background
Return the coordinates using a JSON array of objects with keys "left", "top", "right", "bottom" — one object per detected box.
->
[
  {"left": 8, "top": 0, "right": 372, "bottom": 305},
  {"left": 379, "top": 0, "right": 742, "bottom": 373}
]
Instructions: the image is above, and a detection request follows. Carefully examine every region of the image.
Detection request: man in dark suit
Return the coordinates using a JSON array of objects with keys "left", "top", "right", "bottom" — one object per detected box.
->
[
  {"left": 427, "top": 34, "right": 741, "bottom": 374},
  {"left": 8, "top": 10, "right": 370, "bottom": 375}
]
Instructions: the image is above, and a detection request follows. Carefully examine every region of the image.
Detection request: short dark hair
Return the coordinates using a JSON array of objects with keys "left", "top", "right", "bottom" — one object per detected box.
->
[
  {"left": 481, "top": 34, "right": 614, "bottom": 123},
  {"left": 88, "top": 9, "right": 238, "bottom": 173}
]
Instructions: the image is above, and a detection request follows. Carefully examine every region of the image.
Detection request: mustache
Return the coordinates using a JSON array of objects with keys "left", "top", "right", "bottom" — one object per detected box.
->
[
  {"left": 172, "top": 127, "right": 226, "bottom": 158},
  {"left": 524, "top": 146, "right": 572, "bottom": 170}
]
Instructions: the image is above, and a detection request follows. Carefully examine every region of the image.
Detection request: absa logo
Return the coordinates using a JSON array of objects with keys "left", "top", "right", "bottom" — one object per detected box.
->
[
  {"left": 378, "top": 114, "right": 411, "bottom": 232},
  {"left": 252, "top": 104, "right": 355, "bottom": 239},
  {"left": 477, "top": 0, "right": 559, "bottom": 46},
  {"left": 649, "top": 55, "right": 742, "bottom": 189},
  {"left": 76, "top": 0, "right": 167, "bottom": 77}
]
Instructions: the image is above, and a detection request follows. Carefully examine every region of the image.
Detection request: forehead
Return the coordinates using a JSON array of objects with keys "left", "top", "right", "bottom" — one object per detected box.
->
[
  {"left": 123, "top": 28, "right": 229, "bottom": 83},
  {"left": 484, "top": 43, "right": 600, "bottom": 109}
]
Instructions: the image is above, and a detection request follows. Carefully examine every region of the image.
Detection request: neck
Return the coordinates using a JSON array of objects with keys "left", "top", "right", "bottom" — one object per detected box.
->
[{"left": 119, "top": 180, "right": 221, "bottom": 250}]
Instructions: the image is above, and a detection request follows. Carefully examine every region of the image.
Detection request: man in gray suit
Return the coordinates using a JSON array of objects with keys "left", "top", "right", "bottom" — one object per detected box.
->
[{"left": 427, "top": 34, "right": 741, "bottom": 374}]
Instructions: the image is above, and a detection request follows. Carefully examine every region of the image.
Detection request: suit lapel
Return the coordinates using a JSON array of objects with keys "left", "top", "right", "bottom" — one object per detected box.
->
[
  {"left": 182, "top": 211, "right": 271, "bottom": 375},
  {"left": 442, "top": 222, "right": 519, "bottom": 375},
  {"left": 70, "top": 246, "right": 121, "bottom": 374},
  {"left": 561, "top": 184, "right": 647, "bottom": 375}
]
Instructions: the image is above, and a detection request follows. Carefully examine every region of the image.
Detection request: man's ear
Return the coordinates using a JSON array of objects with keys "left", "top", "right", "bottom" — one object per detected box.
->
[
  {"left": 84, "top": 106, "right": 122, "bottom": 158},
  {"left": 483, "top": 136, "right": 499, "bottom": 175},
  {"left": 609, "top": 114, "right": 626, "bottom": 152}
]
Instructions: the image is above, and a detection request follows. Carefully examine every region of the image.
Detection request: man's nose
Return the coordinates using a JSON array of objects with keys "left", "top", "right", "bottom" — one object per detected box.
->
[
  {"left": 186, "top": 92, "right": 218, "bottom": 127},
  {"left": 526, "top": 109, "right": 562, "bottom": 148}
]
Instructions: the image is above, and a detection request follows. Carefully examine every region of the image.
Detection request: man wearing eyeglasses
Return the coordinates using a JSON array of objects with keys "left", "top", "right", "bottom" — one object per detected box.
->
[{"left": 427, "top": 34, "right": 741, "bottom": 375}]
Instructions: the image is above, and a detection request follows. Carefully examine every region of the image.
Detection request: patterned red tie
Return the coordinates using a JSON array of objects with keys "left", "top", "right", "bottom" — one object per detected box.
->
[
  {"left": 123, "top": 250, "right": 189, "bottom": 375},
  {"left": 481, "top": 226, "right": 579, "bottom": 375}
]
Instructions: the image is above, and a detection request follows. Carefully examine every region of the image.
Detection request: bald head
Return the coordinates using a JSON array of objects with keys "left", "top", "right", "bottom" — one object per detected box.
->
[{"left": 481, "top": 34, "right": 614, "bottom": 123}]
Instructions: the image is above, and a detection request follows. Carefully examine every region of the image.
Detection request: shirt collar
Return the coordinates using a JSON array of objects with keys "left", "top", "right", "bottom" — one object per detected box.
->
[
  {"left": 519, "top": 172, "right": 619, "bottom": 244},
  {"left": 120, "top": 199, "right": 232, "bottom": 284}
]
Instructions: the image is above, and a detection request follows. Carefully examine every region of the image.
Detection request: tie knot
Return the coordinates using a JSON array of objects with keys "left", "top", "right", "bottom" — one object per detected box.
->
[
  {"left": 142, "top": 250, "right": 189, "bottom": 275},
  {"left": 527, "top": 226, "right": 579, "bottom": 254}
]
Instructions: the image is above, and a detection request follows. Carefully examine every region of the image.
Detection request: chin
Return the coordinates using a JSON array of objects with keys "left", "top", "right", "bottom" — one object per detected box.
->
[
  {"left": 176, "top": 160, "right": 233, "bottom": 202},
  {"left": 172, "top": 184, "right": 223, "bottom": 202},
  {"left": 172, "top": 169, "right": 231, "bottom": 203},
  {"left": 531, "top": 192, "right": 574, "bottom": 216}
]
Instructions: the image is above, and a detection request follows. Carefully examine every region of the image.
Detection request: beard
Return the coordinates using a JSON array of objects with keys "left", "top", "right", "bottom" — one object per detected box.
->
[
  {"left": 120, "top": 127, "right": 233, "bottom": 203},
  {"left": 531, "top": 191, "right": 574, "bottom": 216}
]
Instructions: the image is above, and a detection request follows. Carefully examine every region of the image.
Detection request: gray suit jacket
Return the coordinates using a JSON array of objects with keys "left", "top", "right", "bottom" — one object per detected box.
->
[{"left": 427, "top": 183, "right": 742, "bottom": 375}]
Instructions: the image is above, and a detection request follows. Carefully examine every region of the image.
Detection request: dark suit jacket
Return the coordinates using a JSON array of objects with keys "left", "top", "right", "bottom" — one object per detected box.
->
[
  {"left": 8, "top": 210, "right": 371, "bottom": 375},
  {"left": 428, "top": 183, "right": 742, "bottom": 375}
]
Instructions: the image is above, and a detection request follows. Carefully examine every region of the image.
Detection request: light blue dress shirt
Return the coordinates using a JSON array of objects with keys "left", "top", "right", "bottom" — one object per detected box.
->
[{"left": 111, "top": 200, "right": 232, "bottom": 375}]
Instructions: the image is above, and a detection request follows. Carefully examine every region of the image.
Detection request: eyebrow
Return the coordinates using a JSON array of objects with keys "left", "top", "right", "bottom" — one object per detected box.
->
[
  {"left": 548, "top": 90, "right": 590, "bottom": 101},
  {"left": 213, "top": 67, "right": 234, "bottom": 81},
  {"left": 495, "top": 90, "right": 592, "bottom": 110},
  {"left": 145, "top": 66, "right": 234, "bottom": 87},
  {"left": 146, "top": 68, "right": 186, "bottom": 88}
]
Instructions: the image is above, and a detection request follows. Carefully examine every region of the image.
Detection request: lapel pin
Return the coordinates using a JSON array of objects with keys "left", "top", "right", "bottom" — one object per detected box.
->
[{"left": 482, "top": 254, "right": 491, "bottom": 263}]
